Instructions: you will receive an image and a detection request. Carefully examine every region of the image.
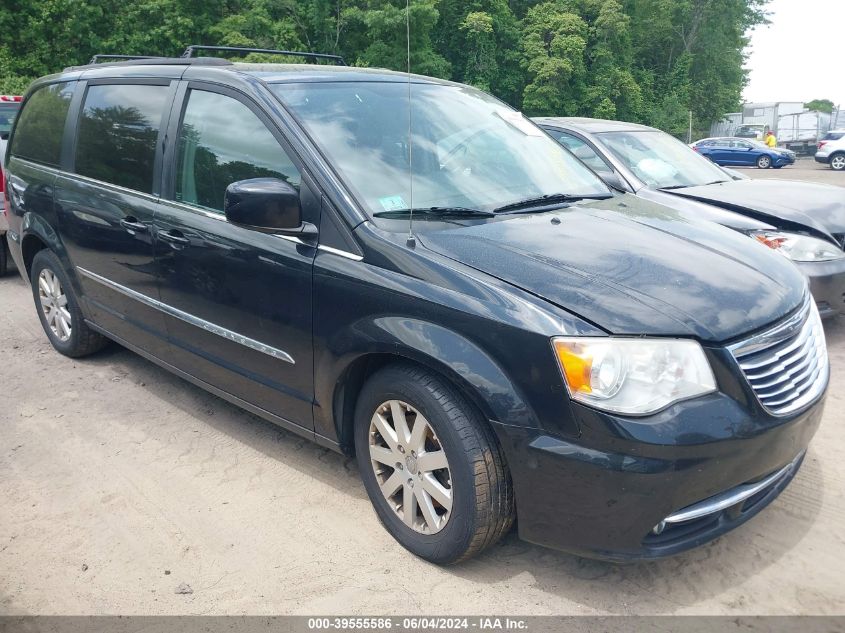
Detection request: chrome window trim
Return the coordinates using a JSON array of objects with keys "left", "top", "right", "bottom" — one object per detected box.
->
[
  {"left": 157, "top": 198, "right": 363, "bottom": 259},
  {"left": 316, "top": 243, "right": 364, "bottom": 261},
  {"left": 15, "top": 157, "right": 160, "bottom": 204},
  {"left": 16, "top": 158, "right": 364, "bottom": 261},
  {"left": 77, "top": 266, "right": 295, "bottom": 364}
]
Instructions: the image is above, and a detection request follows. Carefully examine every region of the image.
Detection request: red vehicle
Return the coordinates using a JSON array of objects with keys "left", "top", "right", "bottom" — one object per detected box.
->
[{"left": 1, "top": 95, "right": 23, "bottom": 274}]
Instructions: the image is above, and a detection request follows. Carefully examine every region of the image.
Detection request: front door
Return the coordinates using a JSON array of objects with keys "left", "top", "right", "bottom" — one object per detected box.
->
[
  {"left": 730, "top": 140, "right": 755, "bottom": 165},
  {"left": 57, "top": 80, "right": 174, "bottom": 357},
  {"left": 153, "top": 84, "right": 316, "bottom": 431}
]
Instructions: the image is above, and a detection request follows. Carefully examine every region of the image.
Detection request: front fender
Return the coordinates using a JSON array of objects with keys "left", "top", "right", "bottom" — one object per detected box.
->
[{"left": 314, "top": 316, "right": 541, "bottom": 447}]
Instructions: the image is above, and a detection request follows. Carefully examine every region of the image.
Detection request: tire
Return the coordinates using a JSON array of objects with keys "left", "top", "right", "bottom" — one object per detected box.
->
[
  {"left": 831, "top": 153, "right": 845, "bottom": 171},
  {"left": 30, "top": 249, "right": 109, "bottom": 357},
  {"left": 756, "top": 155, "right": 772, "bottom": 169},
  {"left": 354, "top": 363, "right": 514, "bottom": 564}
]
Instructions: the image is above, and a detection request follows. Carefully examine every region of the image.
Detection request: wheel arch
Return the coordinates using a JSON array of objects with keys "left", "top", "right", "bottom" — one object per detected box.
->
[
  {"left": 20, "top": 212, "right": 71, "bottom": 278},
  {"left": 317, "top": 318, "right": 540, "bottom": 453}
]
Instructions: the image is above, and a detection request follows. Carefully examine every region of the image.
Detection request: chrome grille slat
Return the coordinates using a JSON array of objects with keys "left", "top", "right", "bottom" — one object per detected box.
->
[
  {"left": 738, "top": 324, "right": 812, "bottom": 371},
  {"left": 729, "top": 295, "right": 829, "bottom": 416},
  {"left": 749, "top": 346, "right": 824, "bottom": 390},
  {"left": 742, "top": 334, "right": 815, "bottom": 380},
  {"left": 763, "top": 363, "right": 823, "bottom": 406}
]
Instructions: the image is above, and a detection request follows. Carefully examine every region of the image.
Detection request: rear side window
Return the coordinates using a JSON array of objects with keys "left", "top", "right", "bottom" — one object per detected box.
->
[
  {"left": 175, "top": 89, "right": 300, "bottom": 213},
  {"left": 9, "top": 82, "right": 74, "bottom": 166},
  {"left": 75, "top": 83, "right": 170, "bottom": 194},
  {"left": 823, "top": 132, "right": 844, "bottom": 141}
]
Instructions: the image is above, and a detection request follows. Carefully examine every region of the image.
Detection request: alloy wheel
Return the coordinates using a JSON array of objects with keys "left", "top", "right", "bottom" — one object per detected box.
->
[
  {"left": 38, "top": 268, "right": 72, "bottom": 342},
  {"left": 758, "top": 156, "right": 771, "bottom": 168},
  {"left": 368, "top": 400, "right": 453, "bottom": 534},
  {"left": 831, "top": 155, "right": 845, "bottom": 171}
]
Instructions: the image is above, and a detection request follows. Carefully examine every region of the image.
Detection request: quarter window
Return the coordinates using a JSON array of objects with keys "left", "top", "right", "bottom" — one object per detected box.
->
[
  {"left": 9, "top": 82, "right": 74, "bottom": 167},
  {"left": 75, "top": 83, "right": 170, "bottom": 194},
  {"left": 175, "top": 89, "right": 300, "bottom": 213}
]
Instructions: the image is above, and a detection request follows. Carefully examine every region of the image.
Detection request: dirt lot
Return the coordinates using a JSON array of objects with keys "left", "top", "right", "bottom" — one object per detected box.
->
[{"left": 2, "top": 163, "right": 845, "bottom": 616}]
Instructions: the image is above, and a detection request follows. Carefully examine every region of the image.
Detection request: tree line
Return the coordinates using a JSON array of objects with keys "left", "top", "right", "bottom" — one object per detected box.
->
[{"left": 0, "top": 0, "right": 769, "bottom": 137}]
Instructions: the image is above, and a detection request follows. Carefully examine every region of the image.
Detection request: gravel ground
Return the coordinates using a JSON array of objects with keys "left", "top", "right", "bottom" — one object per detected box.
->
[{"left": 1, "top": 165, "right": 845, "bottom": 616}]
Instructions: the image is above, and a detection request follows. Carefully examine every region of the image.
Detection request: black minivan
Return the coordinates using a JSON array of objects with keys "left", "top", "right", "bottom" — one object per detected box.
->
[{"left": 2, "top": 50, "right": 829, "bottom": 564}]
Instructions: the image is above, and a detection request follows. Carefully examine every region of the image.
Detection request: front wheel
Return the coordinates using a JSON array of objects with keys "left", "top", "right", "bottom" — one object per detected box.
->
[
  {"left": 831, "top": 154, "right": 845, "bottom": 171},
  {"left": 757, "top": 155, "right": 772, "bottom": 169},
  {"left": 30, "top": 249, "right": 109, "bottom": 357},
  {"left": 354, "top": 364, "right": 514, "bottom": 564}
]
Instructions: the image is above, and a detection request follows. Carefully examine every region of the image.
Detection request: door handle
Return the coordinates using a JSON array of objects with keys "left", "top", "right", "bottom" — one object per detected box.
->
[
  {"left": 158, "top": 229, "right": 190, "bottom": 247},
  {"left": 120, "top": 217, "right": 148, "bottom": 233}
]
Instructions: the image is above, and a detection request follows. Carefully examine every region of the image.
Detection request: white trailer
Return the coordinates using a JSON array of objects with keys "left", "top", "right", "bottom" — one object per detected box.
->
[{"left": 777, "top": 110, "right": 832, "bottom": 152}]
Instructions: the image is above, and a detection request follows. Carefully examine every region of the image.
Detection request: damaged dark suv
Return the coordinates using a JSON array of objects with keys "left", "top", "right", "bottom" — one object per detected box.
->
[{"left": 2, "top": 49, "right": 828, "bottom": 563}]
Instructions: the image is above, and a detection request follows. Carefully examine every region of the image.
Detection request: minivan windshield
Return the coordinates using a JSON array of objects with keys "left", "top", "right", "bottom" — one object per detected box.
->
[
  {"left": 598, "top": 130, "right": 730, "bottom": 189},
  {"left": 271, "top": 81, "right": 609, "bottom": 218}
]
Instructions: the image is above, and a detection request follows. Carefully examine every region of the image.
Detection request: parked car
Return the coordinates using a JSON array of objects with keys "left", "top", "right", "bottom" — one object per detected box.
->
[
  {"left": 536, "top": 117, "right": 845, "bottom": 319},
  {"left": 815, "top": 129, "right": 845, "bottom": 171},
  {"left": 0, "top": 95, "right": 23, "bottom": 275},
  {"left": 5, "top": 52, "right": 826, "bottom": 564},
  {"left": 691, "top": 137, "right": 796, "bottom": 169}
]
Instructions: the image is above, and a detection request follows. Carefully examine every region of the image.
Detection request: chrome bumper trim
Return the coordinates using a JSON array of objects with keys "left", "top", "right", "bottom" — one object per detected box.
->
[{"left": 662, "top": 452, "right": 803, "bottom": 527}]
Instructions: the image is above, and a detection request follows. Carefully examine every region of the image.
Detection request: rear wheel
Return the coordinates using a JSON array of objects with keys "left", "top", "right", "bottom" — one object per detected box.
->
[
  {"left": 30, "top": 249, "right": 108, "bottom": 357},
  {"left": 756, "top": 155, "right": 772, "bottom": 169},
  {"left": 354, "top": 363, "right": 514, "bottom": 564},
  {"left": 831, "top": 153, "right": 845, "bottom": 171}
]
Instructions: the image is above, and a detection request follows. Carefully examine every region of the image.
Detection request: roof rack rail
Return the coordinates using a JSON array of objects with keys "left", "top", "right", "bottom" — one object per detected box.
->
[
  {"left": 181, "top": 45, "right": 346, "bottom": 66},
  {"left": 88, "top": 54, "right": 163, "bottom": 64}
]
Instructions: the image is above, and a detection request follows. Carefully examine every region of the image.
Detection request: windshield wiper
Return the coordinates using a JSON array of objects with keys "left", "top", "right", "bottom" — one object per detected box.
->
[
  {"left": 493, "top": 193, "right": 612, "bottom": 214},
  {"left": 372, "top": 206, "right": 495, "bottom": 219},
  {"left": 660, "top": 180, "right": 728, "bottom": 191}
]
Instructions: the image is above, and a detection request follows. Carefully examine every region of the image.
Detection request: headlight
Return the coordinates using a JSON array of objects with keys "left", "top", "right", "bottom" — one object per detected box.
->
[
  {"left": 751, "top": 231, "right": 845, "bottom": 262},
  {"left": 552, "top": 337, "right": 716, "bottom": 416}
]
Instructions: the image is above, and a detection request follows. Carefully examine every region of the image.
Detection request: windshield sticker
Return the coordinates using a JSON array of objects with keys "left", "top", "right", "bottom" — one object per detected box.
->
[
  {"left": 378, "top": 195, "right": 407, "bottom": 211},
  {"left": 496, "top": 110, "right": 543, "bottom": 137}
]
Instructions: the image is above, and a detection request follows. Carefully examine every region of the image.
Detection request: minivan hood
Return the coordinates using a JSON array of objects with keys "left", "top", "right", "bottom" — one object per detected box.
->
[
  {"left": 665, "top": 179, "right": 845, "bottom": 237},
  {"left": 418, "top": 195, "right": 806, "bottom": 342}
]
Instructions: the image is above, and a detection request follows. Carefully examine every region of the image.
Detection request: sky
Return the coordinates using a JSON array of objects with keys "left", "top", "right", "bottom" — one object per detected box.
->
[{"left": 743, "top": 0, "right": 845, "bottom": 107}]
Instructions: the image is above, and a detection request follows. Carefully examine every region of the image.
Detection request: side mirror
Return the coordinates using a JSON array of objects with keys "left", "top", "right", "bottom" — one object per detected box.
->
[
  {"left": 224, "top": 178, "right": 317, "bottom": 238},
  {"left": 598, "top": 171, "right": 627, "bottom": 192}
]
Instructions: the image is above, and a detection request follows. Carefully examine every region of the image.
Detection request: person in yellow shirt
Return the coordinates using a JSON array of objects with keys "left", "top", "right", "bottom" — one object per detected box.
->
[{"left": 764, "top": 130, "right": 777, "bottom": 147}]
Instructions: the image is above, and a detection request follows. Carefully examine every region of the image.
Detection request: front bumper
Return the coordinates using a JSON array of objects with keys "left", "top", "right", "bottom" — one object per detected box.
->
[
  {"left": 773, "top": 155, "right": 795, "bottom": 167},
  {"left": 798, "top": 258, "right": 845, "bottom": 318},
  {"left": 494, "top": 348, "right": 826, "bottom": 560}
]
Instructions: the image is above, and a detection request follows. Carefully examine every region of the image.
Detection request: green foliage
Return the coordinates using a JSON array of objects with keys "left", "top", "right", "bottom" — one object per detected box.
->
[
  {"left": 0, "top": 0, "right": 772, "bottom": 136},
  {"left": 805, "top": 99, "right": 835, "bottom": 113}
]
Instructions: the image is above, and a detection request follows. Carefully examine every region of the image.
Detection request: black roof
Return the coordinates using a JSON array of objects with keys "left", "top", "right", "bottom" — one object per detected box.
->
[{"left": 61, "top": 57, "right": 451, "bottom": 86}]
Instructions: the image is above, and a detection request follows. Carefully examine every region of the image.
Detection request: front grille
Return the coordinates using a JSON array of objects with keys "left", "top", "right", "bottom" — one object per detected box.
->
[{"left": 729, "top": 295, "right": 829, "bottom": 416}]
